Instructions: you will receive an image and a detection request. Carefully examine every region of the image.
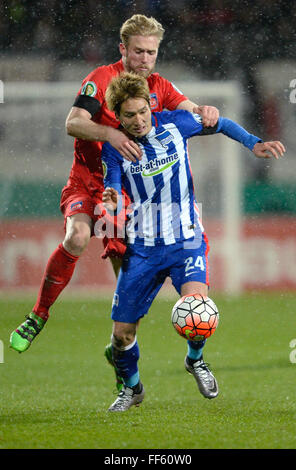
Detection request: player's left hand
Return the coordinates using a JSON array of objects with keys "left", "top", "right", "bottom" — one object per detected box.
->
[
  {"left": 252, "top": 141, "right": 286, "bottom": 159},
  {"left": 193, "top": 105, "right": 219, "bottom": 127}
]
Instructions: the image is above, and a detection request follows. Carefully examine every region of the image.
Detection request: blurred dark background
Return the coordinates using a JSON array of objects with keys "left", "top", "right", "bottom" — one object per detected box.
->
[
  {"left": 1, "top": 0, "right": 295, "bottom": 72},
  {"left": 1, "top": 0, "right": 296, "bottom": 146}
]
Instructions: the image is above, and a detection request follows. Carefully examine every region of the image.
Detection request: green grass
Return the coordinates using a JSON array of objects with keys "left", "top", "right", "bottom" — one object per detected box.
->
[{"left": 0, "top": 292, "right": 296, "bottom": 449}]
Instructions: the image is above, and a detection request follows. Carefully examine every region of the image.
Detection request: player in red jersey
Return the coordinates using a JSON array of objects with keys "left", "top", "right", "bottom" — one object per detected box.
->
[{"left": 10, "top": 15, "right": 219, "bottom": 355}]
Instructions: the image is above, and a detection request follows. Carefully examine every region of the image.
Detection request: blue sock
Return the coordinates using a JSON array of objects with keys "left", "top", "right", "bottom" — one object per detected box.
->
[
  {"left": 187, "top": 339, "right": 206, "bottom": 361},
  {"left": 124, "top": 371, "right": 140, "bottom": 388},
  {"left": 112, "top": 338, "right": 140, "bottom": 387}
]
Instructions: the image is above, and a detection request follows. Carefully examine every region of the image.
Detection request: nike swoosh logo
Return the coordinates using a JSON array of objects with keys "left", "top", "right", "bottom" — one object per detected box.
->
[{"left": 45, "top": 276, "right": 64, "bottom": 285}]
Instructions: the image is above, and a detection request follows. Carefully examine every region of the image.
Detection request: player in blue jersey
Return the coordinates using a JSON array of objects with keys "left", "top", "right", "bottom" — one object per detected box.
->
[{"left": 101, "top": 72, "right": 285, "bottom": 412}]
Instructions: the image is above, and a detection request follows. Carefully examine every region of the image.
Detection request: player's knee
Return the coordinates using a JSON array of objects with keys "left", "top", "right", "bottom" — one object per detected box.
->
[
  {"left": 112, "top": 330, "right": 136, "bottom": 349},
  {"left": 64, "top": 226, "right": 90, "bottom": 256}
]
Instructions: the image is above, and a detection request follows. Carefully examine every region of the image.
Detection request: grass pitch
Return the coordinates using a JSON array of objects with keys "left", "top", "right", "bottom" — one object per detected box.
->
[{"left": 0, "top": 292, "right": 295, "bottom": 449}]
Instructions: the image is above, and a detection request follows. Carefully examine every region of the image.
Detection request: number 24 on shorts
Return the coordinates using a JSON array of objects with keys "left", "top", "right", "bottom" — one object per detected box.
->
[{"left": 185, "top": 256, "right": 205, "bottom": 274}]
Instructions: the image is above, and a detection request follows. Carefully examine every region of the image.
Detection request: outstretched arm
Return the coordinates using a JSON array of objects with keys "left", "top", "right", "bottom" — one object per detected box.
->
[{"left": 214, "top": 117, "right": 285, "bottom": 158}]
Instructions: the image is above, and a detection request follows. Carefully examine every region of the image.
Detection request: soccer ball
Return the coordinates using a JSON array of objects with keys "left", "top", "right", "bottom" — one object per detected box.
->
[{"left": 171, "top": 294, "right": 219, "bottom": 341}]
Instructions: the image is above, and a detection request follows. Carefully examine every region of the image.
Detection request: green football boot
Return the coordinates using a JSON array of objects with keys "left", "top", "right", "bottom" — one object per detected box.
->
[
  {"left": 104, "top": 343, "right": 124, "bottom": 392},
  {"left": 10, "top": 312, "right": 46, "bottom": 353}
]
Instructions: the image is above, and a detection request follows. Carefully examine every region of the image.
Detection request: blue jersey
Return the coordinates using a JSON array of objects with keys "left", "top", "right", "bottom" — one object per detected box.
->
[{"left": 102, "top": 110, "right": 260, "bottom": 247}]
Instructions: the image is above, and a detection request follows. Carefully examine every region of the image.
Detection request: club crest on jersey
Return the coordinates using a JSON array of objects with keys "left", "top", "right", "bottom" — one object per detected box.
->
[
  {"left": 150, "top": 93, "right": 158, "bottom": 110},
  {"left": 154, "top": 130, "right": 174, "bottom": 149},
  {"left": 81, "top": 81, "right": 97, "bottom": 97}
]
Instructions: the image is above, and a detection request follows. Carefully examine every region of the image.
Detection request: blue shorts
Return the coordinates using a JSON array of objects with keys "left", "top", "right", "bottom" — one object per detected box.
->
[{"left": 111, "top": 233, "right": 210, "bottom": 323}]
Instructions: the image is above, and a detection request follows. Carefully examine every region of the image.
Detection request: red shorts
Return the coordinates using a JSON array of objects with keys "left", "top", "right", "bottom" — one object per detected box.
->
[{"left": 60, "top": 178, "right": 127, "bottom": 259}]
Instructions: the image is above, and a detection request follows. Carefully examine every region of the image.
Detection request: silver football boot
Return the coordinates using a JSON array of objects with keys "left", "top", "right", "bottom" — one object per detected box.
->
[
  {"left": 185, "top": 356, "right": 218, "bottom": 399},
  {"left": 108, "top": 382, "right": 145, "bottom": 412}
]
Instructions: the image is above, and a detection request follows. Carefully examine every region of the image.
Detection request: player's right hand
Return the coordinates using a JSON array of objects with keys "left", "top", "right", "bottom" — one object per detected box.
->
[
  {"left": 102, "top": 187, "right": 118, "bottom": 211},
  {"left": 193, "top": 105, "right": 219, "bottom": 127},
  {"left": 108, "top": 128, "right": 142, "bottom": 162}
]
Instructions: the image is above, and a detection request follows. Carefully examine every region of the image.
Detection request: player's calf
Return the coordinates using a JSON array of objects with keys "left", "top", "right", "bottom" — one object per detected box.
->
[{"left": 104, "top": 343, "right": 124, "bottom": 392}]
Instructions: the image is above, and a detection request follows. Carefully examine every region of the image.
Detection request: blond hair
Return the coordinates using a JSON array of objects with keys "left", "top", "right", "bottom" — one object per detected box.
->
[
  {"left": 120, "top": 14, "right": 165, "bottom": 48},
  {"left": 105, "top": 72, "right": 150, "bottom": 116}
]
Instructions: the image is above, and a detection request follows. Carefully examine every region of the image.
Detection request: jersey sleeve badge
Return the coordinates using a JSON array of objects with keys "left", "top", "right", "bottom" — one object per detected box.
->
[
  {"left": 81, "top": 81, "right": 97, "bottom": 97},
  {"left": 102, "top": 160, "right": 107, "bottom": 179}
]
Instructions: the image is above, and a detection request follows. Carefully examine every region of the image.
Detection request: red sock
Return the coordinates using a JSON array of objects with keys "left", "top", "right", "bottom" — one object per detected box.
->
[{"left": 33, "top": 243, "right": 79, "bottom": 321}]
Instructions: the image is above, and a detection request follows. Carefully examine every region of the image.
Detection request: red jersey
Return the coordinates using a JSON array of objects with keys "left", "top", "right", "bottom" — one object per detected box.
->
[{"left": 68, "top": 59, "right": 187, "bottom": 195}]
